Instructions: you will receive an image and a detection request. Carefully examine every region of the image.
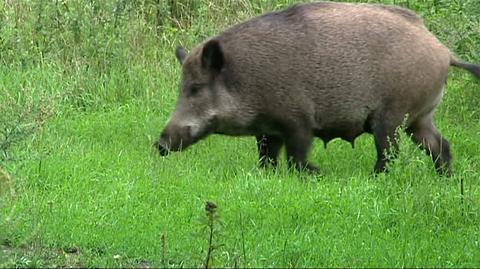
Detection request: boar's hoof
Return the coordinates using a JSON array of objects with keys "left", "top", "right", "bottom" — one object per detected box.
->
[
  {"left": 297, "top": 163, "right": 321, "bottom": 174},
  {"left": 436, "top": 165, "right": 454, "bottom": 177},
  {"left": 305, "top": 163, "right": 321, "bottom": 174}
]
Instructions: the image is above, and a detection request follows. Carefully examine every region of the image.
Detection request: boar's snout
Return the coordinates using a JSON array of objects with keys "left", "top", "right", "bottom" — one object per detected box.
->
[
  {"left": 155, "top": 136, "right": 170, "bottom": 156},
  {"left": 155, "top": 123, "right": 199, "bottom": 156}
]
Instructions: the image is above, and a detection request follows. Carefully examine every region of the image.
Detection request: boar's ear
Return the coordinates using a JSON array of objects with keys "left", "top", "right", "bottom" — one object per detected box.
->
[
  {"left": 201, "top": 39, "right": 224, "bottom": 73},
  {"left": 175, "top": 46, "right": 188, "bottom": 64}
]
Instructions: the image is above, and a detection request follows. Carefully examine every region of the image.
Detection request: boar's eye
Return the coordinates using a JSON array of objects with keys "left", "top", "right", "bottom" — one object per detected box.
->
[{"left": 189, "top": 84, "right": 202, "bottom": 96}]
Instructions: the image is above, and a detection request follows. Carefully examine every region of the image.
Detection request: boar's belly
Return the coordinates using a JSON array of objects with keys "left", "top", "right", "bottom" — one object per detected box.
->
[{"left": 314, "top": 121, "right": 367, "bottom": 144}]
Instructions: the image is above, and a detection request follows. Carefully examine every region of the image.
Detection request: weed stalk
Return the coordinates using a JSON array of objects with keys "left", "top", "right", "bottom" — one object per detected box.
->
[{"left": 204, "top": 201, "right": 218, "bottom": 269}]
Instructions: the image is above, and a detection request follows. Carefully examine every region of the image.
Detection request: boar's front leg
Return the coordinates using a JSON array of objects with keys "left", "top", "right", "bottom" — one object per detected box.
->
[
  {"left": 284, "top": 126, "right": 319, "bottom": 173},
  {"left": 371, "top": 113, "right": 402, "bottom": 173},
  {"left": 256, "top": 135, "right": 283, "bottom": 168}
]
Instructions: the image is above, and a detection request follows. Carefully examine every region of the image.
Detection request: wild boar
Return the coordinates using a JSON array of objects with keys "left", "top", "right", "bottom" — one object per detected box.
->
[{"left": 155, "top": 1, "right": 480, "bottom": 175}]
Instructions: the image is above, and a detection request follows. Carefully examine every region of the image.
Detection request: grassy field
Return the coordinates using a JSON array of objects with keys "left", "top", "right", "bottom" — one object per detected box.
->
[{"left": 1, "top": 0, "right": 480, "bottom": 267}]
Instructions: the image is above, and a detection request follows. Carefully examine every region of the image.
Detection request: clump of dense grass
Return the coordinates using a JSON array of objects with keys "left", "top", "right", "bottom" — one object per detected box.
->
[{"left": 1, "top": 0, "right": 479, "bottom": 267}]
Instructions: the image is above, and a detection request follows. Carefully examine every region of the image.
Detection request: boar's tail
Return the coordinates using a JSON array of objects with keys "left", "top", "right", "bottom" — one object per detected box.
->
[{"left": 450, "top": 56, "right": 480, "bottom": 78}]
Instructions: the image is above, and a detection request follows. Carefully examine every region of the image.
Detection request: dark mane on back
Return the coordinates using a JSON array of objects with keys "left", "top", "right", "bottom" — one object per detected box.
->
[
  {"left": 260, "top": 2, "right": 335, "bottom": 21},
  {"left": 222, "top": 2, "right": 334, "bottom": 34},
  {"left": 271, "top": 2, "right": 423, "bottom": 24},
  {"left": 220, "top": 2, "right": 423, "bottom": 40},
  {"left": 374, "top": 4, "right": 423, "bottom": 23}
]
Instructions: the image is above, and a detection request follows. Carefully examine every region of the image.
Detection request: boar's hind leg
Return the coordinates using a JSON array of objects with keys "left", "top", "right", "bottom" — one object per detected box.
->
[
  {"left": 284, "top": 128, "right": 319, "bottom": 173},
  {"left": 256, "top": 135, "right": 283, "bottom": 168},
  {"left": 406, "top": 115, "right": 453, "bottom": 176}
]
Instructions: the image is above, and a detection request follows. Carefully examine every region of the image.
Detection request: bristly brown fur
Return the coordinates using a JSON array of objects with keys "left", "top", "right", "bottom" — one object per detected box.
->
[{"left": 157, "top": 1, "right": 479, "bottom": 175}]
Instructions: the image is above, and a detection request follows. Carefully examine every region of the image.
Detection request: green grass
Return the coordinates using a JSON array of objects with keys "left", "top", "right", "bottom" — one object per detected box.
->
[
  {"left": 1, "top": 100, "right": 479, "bottom": 267},
  {"left": 1, "top": 0, "right": 480, "bottom": 267}
]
